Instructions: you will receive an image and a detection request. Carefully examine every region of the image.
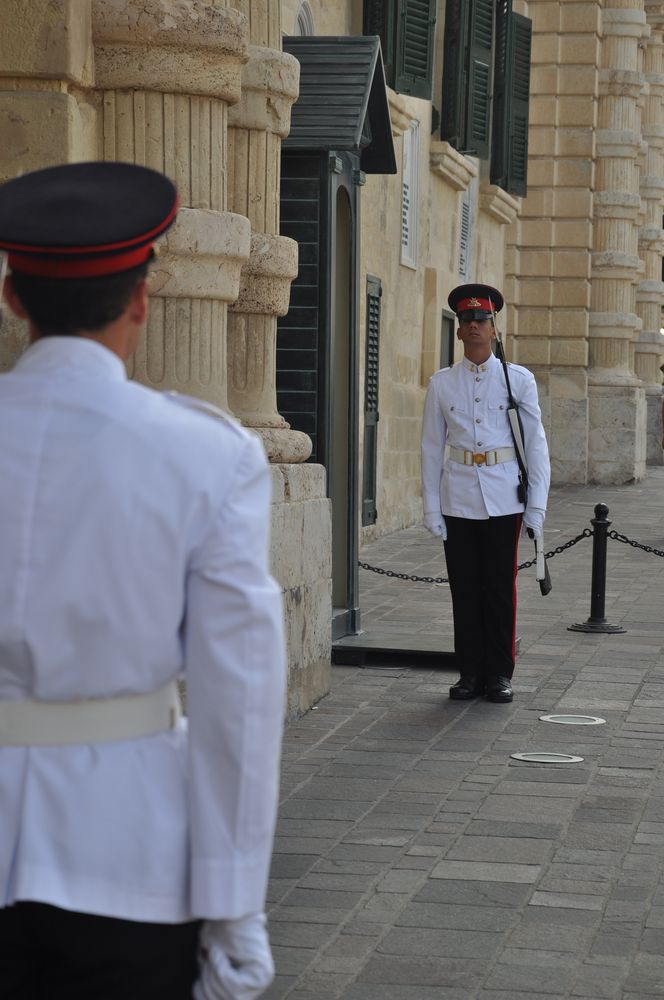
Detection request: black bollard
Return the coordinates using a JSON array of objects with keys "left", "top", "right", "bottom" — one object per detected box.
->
[{"left": 568, "top": 503, "right": 626, "bottom": 634}]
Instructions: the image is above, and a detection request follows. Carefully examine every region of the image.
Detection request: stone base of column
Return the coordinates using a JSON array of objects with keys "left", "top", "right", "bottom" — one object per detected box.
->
[
  {"left": 543, "top": 368, "right": 590, "bottom": 484},
  {"left": 270, "top": 464, "right": 331, "bottom": 718},
  {"left": 588, "top": 384, "right": 647, "bottom": 483},
  {"left": 646, "top": 387, "right": 664, "bottom": 467},
  {"left": 255, "top": 426, "right": 313, "bottom": 464}
]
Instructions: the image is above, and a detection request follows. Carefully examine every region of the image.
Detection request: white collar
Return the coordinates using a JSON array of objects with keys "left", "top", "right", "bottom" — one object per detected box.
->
[
  {"left": 462, "top": 353, "right": 497, "bottom": 374},
  {"left": 12, "top": 336, "right": 127, "bottom": 382}
]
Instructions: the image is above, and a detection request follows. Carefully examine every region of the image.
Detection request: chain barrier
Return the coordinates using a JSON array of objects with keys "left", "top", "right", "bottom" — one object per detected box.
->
[
  {"left": 359, "top": 527, "right": 594, "bottom": 585},
  {"left": 608, "top": 530, "right": 664, "bottom": 559}
]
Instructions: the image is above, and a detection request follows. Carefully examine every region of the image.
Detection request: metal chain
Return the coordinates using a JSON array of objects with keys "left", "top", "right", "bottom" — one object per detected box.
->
[
  {"left": 359, "top": 527, "right": 594, "bottom": 585},
  {"left": 608, "top": 530, "right": 664, "bottom": 558}
]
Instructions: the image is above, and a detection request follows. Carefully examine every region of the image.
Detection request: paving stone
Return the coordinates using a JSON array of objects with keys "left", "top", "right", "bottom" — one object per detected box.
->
[
  {"left": 445, "top": 835, "right": 554, "bottom": 864},
  {"left": 414, "top": 877, "right": 540, "bottom": 907},
  {"left": 357, "top": 953, "right": 489, "bottom": 988},
  {"left": 396, "top": 901, "right": 518, "bottom": 932},
  {"left": 378, "top": 925, "right": 505, "bottom": 959},
  {"left": 485, "top": 948, "right": 580, "bottom": 993},
  {"left": 431, "top": 860, "right": 541, "bottom": 883}
]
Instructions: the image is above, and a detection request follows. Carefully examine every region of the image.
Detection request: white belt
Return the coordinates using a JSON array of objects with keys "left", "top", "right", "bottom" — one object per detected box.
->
[
  {"left": 448, "top": 446, "right": 516, "bottom": 467},
  {"left": 0, "top": 680, "right": 181, "bottom": 747}
]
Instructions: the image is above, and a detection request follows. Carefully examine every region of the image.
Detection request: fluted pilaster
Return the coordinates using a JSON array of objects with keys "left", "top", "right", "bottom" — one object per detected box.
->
[
  {"left": 638, "top": 4, "right": 664, "bottom": 463},
  {"left": 588, "top": 1, "right": 648, "bottom": 482}
]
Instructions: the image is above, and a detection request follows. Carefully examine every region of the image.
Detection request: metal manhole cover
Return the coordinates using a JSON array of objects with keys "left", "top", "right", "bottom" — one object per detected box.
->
[
  {"left": 539, "top": 714, "right": 605, "bottom": 726},
  {"left": 510, "top": 752, "right": 584, "bottom": 764}
]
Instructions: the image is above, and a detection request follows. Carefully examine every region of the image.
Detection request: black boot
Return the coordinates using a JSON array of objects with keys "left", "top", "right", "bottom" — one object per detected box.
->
[
  {"left": 449, "top": 676, "right": 485, "bottom": 700},
  {"left": 485, "top": 676, "right": 513, "bottom": 703}
]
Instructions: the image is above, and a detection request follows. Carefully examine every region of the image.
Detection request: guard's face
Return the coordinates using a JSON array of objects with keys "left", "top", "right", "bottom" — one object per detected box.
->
[{"left": 456, "top": 312, "right": 495, "bottom": 354}]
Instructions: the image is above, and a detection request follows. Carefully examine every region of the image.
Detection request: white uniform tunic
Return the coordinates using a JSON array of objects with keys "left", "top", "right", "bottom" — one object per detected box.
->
[
  {"left": 421, "top": 353, "right": 550, "bottom": 519},
  {"left": 0, "top": 337, "right": 286, "bottom": 924}
]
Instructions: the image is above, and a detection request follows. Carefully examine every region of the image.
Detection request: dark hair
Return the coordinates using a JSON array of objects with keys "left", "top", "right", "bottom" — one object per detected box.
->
[{"left": 10, "top": 262, "right": 150, "bottom": 337}]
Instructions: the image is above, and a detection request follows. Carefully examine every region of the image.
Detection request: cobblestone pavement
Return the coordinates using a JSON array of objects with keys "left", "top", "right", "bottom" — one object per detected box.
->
[{"left": 265, "top": 467, "right": 664, "bottom": 1000}]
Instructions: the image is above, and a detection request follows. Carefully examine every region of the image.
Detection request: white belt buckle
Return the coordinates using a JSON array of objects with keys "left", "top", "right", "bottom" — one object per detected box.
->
[
  {"left": 463, "top": 450, "right": 474, "bottom": 466},
  {"left": 485, "top": 450, "right": 498, "bottom": 466}
]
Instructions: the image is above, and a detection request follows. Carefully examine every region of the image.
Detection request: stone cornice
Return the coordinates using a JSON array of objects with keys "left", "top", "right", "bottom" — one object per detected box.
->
[
  {"left": 479, "top": 183, "right": 520, "bottom": 225},
  {"left": 92, "top": 0, "right": 248, "bottom": 102},
  {"left": 429, "top": 141, "right": 478, "bottom": 191}
]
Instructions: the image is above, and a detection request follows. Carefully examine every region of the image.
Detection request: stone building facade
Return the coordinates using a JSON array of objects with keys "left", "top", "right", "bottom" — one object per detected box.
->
[{"left": 1, "top": 1, "right": 663, "bottom": 714}]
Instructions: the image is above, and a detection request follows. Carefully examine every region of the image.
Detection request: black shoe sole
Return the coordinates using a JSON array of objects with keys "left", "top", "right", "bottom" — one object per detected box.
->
[{"left": 449, "top": 688, "right": 485, "bottom": 700}]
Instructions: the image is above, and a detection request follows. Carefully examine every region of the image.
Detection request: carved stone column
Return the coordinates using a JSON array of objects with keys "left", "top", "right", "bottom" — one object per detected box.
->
[
  {"left": 226, "top": 2, "right": 311, "bottom": 463},
  {"left": 588, "top": 1, "right": 648, "bottom": 482},
  {"left": 91, "top": 0, "right": 252, "bottom": 409},
  {"left": 224, "top": 1, "right": 329, "bottom": 715},
  {"left": 0, "top": 0, "right": 96, "bottom": 370},
  {"left": 638, "top": 4, "right": 664, "bottom": 464}
]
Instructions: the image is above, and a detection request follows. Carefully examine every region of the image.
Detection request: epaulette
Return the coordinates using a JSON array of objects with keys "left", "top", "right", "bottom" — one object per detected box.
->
[{"left": 163, "top": 391, "right": 244, "bottom": 433}]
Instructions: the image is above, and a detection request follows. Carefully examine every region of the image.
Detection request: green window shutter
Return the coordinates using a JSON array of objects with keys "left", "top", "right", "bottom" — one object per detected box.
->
[
  {"left": 394, "top": 0, "right": 437, "bottom": 100},
  {"left": 466, "top": 0, "right": 494, "bottom": 158},
  {"left": 364, "top": 0, "right": 397, "bottom": 88},
  {"left": 441, "top": 0, "right": 493, "bottom": 157},
  {"left": 362, "top": 276, "right": 382, "bottom": 527},
  {"left": 440, "top": 0, "right": 469, "bottom": 149},
  {"left": 491, "top": 8, "right": 532, "bottom": 196}
]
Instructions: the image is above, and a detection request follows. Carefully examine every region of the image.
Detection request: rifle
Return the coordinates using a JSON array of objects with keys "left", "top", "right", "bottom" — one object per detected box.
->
[{"left": 488, "top": 300, "right": 552, "bottom": 597}]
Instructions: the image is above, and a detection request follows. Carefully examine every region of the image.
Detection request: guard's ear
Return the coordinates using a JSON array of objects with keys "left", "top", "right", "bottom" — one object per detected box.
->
[{"left": 3, "top": 276, "right": 29, "bottom": 320}]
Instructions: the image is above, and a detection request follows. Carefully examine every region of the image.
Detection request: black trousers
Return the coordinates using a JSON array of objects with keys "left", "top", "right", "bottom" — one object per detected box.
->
[
  {"left": 444, "top": 513, "right": 521, "bottom": 682},
  {"left": 0, "top": 902, "right": 201, "bottom": 1000}
]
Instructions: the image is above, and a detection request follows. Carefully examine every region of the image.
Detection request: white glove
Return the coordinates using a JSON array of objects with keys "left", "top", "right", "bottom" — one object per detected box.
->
[
  {"left": 424, "top": 512, "right": 447, "bottom": 539},
  {"left": 193, "top": 913, "right": 274, "bottom": 1000},
  {"left": 523, "top": 507, "right": 545, "bottom": 540}
]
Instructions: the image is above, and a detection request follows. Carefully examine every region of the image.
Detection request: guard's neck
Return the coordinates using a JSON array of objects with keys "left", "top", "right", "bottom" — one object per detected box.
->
[{"left": 464, "top": 348, "right": 492, "bottom": 366}]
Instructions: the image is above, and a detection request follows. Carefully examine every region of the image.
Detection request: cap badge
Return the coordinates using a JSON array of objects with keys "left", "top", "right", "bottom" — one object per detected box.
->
[{"left": 468, "top": 297, "right": 482, "bottom": 307}]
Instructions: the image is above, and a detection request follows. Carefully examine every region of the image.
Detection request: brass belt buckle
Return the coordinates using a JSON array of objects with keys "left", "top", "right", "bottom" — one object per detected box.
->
[{"left": 473, "top": 452, "right": 486, "bottom": 465}]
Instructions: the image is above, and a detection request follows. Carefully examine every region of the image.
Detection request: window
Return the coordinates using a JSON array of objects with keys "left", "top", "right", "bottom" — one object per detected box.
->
[
  {"left": 441, "top": 309, "right": 456, "bottom": 369},
  {"left": 294, "top": 1, "right": 315, "bottom": 36},
  {"left": 362, "top": 276, "right": 382, "bottom": 526},
  {"left": 401, "top": 121, "right": 419, "bottom": 269},
  {"left": 441, "top": 0, "right": 532, "bottom": 196},
  {"left": 364, "top": 0, "right": 437, "bottom": 100}
]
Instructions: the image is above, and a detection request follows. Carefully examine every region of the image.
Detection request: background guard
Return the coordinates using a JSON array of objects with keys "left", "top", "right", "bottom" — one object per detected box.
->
[{"left": 421, "top": 283, "right": 551, "bottom": 704}]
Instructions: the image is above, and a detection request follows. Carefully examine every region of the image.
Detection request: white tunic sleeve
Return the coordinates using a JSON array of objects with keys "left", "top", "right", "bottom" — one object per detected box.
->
[
  {"left": 183, "top": 434, "right": 286, "bottom": 920},
  {"left": 421, "top": 376, "right": 447, "bottom": 517},
  {"left": 516, "top": 370, "right": 550, "bottom": 510}
]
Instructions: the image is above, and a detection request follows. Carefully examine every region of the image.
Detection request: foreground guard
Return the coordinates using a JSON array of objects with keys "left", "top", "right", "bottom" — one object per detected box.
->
[
  {"left": 0, "top": 162, "right": 285, "bottom": 999},
  {"left": 421, "top": 283, "right": 550, "bottom": 703}
]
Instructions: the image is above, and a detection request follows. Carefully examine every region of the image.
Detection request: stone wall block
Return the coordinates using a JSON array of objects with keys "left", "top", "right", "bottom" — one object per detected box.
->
[
  {"left": 0, "top": 92, "right": 95, "bottom": 181},
  {"left": 92, "top": 0, "right": 248, "bottom": 102},
  {"left": 0, "top": 0, "right": 93, "bottom": 83},
  {"left": 588, "top": 385, "right": 647, "bottom": 483},
  {"left": 149, "top": 207, "right": 251, "bottom": 301},
  {"left": 228, "top": 45, "right": 299, "bottom": 137}
]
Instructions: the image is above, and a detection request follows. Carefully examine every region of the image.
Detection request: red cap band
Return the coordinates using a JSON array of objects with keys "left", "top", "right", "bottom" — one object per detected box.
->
[{"left": 7, "top": 243, "right": 155, "bottom": 278}]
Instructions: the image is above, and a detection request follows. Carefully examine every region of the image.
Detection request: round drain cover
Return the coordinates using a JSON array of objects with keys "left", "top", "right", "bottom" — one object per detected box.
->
[
  {"left": 539, "top": 714, "right": 605, "bottom": 726},
  {"left": 510, "top": 752, "right": 584, "bottom": 764}
]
